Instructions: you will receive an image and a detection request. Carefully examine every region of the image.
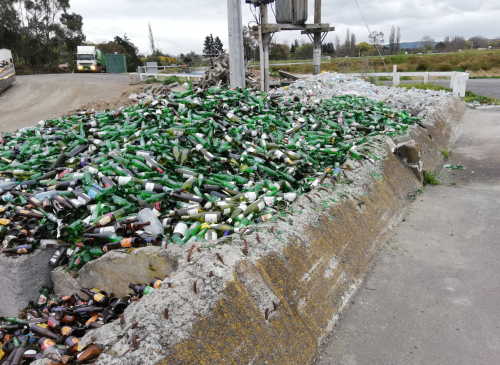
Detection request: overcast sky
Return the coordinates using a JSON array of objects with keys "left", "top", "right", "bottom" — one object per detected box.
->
[{"left": 71, "top": 0, "right": 500, "bottom": 55}]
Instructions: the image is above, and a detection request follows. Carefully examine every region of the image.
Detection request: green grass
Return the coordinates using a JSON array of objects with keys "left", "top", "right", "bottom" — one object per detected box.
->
[
  {"left": 464, "top": 90, "right": 500, "bottom": 105},
  {"left": 401, "top": 76, "right": 412, "bottom": 80},
  {"left": 441, "top": 150, "right": 451, "bottom": 158},
  {"left": 423, "top": 171, "right": 440, "bottom": 186},
  {"left": 396, "top": 82, "right": 452, "bottom": 92},
  {"left": 378, "top": 76, "right": 391, "bottom": 81}
]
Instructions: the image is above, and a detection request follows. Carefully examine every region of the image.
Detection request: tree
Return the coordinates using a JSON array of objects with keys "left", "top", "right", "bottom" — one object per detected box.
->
[
  {"left": 59, "top": 12, "right": 86, "bottom": 68},
  {"left": 350, "top": 33, "right": 356, "bottom": 56},
  {"left": 369, "top": 31, "right": 384, "bottom": 50},
  {"left": 185, "top": 51, "right": 202, "bottom": 64},
  {"left": 322, "top": 42, "right": 334, "bottom": 56},
  {"left": 203, "top": 34, "right": 216, "bottom": 58},
  {"left": 114, "top": 34, "right": 143, "bottom": 72},
  {"left": 96, "top": 42, "right": 127, "bottom": 55},
  {"left": 213, "top": 36, "right": 225, "bottom": 55},
  {"left": 435, "top": 42, "right": 446, "bottom": 51},
  {"left": 468, "top": 35, "right": 488, "bottom": 49},
  {"left": 295, "top": 42, "right": 313, "bottom": 59},
  {"left": 420, "top": 35, "right": 434, "bottom": 49},
  {"left": 356, "top": 42, "right": 376, "bottom": 56},
  {"left": 0, "top": 0, "right": 85, "bottom": 68},
  {"left": 270, "top": 44, "right": 290, "bottom": 60},
  {"left": 291, "top": 39, "right": 298, "bottom": 54},
  {"left": 335, "top": 35, "right": 341, "bottom": 57},
  {"left": 344, "top": 29, "right": 351, "bottom": 56},
  {"left": 147, "top": 22, "right": 156, "bottom": 55},
  {"left": 243, "top": 26, "right": 257, "bottom": 61},
  {"left": 396, "top": 27, "right": 401, "bottom": 52},
  {"left": 389, "top": 26, "right": 396, "bottom": 55},
  {"left": 450, "top": 36, "right": 466, "bottom": 49}
]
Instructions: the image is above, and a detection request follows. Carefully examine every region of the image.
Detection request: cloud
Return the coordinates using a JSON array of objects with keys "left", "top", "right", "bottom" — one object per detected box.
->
[{"left": 70, "top": 0, "right": 500, "bottom": 55}]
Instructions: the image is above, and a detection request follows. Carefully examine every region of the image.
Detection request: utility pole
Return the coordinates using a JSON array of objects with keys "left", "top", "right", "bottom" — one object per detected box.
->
[
  {"left": 227, "top": 0, "right": 245, "bottom": 88},
  {"left": 313, "top": 0, "right": 322, "bottom": 75},
  {"left": 260, "top": 3, "right": 270, "bottom": 92}
]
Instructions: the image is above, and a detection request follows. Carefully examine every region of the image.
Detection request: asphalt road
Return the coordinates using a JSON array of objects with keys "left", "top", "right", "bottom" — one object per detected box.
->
[
  {"left": 0, "top": 73, "right": 132, "bottom": 132},
  {"left": 316, "top": 108, "right": 500, "bottom": 365}
]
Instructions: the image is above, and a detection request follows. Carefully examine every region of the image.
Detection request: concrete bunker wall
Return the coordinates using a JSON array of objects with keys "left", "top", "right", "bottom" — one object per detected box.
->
[{"left": 44, "top": 97, "right": 467, "bottom": 365}]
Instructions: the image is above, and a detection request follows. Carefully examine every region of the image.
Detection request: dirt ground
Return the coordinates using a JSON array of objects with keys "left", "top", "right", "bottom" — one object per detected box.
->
[{"left": 0, "top": 73, "right": 144, "bottom": 132}]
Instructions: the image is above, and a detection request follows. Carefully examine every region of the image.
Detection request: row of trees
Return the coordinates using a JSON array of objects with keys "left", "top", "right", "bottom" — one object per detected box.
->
[
  {"left": 423, "top": 35, "right": 500, "bottom": 51},
  {"left": 0, "top": 0, "right": 85, "bottom": 68}
]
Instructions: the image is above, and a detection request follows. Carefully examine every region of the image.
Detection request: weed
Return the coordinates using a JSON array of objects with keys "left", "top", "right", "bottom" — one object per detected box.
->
[
  {"left": 423, "top": 171, "right": 440, "bottom": 186},
  {"left": 270, "top": 70, "right": 281, "bottom": 79},
  {"left": 464, "top": 90, "right": 500, "bottom": 105},
  {"left": 401, "top": 76, "right": 412, "bottom": 80},
  {"left": 441, "top": 150, "right": 450, "bottom": 158},
  {"left": 378, "top": 76, "right": 391, "bottom": 81},
  {"left": 391, "top": 51, "right": 407, "bottom": 64},
  {"left": 162, "top": 76, "right": 181, "bottom": 85},
  {"left": 144, "top": 77, "right": 157, "bottom": 84}
]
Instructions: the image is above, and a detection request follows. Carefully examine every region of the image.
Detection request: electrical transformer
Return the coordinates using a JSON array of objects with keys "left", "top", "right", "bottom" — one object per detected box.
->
[{"left": 275, "top": 0, "right": 309, "bottom": 24}]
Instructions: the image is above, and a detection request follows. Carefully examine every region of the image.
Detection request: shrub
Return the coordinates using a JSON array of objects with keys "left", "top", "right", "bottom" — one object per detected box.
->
[
  {"left": 432, "top": 62, "right": 453, "bottom": 71},
  {"left": 416, "top": 62, "right": 429, "bottom": 71},
  {"left": 162, "top": 76, "right": 180, "bottom": 85}
]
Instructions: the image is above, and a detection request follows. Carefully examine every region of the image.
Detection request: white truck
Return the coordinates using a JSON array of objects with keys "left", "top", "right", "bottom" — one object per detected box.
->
[
  {"left": 0, "top": 49, "right": 16, "bottom": 94},
  {"left": 76, "top": 46, "right": 107, "bottom": 73}
]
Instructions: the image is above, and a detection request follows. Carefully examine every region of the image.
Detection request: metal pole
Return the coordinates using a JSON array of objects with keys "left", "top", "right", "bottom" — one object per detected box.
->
[
  {"left": 258, "top": 24, "right": 265, "bottom": 91},
  {"left": 313, "top": 0, "right": 322, "bottom": 75},
  {"left": 261, "top": 4, "right": 270, "bottom": 92},
  {"left": 227, "top": 0, "right": 245, "bottom": 88}
]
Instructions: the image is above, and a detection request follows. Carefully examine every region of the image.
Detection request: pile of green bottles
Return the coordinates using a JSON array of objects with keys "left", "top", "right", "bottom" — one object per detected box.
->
[{"left": 0, "top": 84, "right": 421, "bottom": 269}]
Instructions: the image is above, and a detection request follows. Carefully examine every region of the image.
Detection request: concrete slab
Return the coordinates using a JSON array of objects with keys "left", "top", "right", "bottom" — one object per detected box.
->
[
  {"left": 0, "top": 247, "right": 57, "bottom": 317},
  {"left": 316, "top": 108, "right": 500, "bottom": 365}
]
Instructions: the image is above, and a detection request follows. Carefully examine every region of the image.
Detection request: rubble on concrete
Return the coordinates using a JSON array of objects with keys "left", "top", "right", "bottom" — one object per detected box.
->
[{"left": 197, "top": 53, "right": 261, "bottom": 88}]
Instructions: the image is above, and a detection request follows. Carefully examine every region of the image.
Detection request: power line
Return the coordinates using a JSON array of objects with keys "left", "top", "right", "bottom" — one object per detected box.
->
[{"left": 353, "top": 0, "right": 389, "bottom": 73}]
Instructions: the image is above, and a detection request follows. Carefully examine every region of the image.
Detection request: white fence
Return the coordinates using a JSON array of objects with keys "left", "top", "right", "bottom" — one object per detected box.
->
[
  {"left": 137, "top": 65, "right": 203, "bottom": 81},
  {"left": 347, "top": 65, "right": 469, "bottom": 97}
]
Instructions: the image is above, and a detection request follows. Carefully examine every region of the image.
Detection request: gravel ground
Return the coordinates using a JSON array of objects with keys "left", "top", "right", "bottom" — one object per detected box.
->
[{"left": 0, "top": 73, "right": 143, "bottom": 132}]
